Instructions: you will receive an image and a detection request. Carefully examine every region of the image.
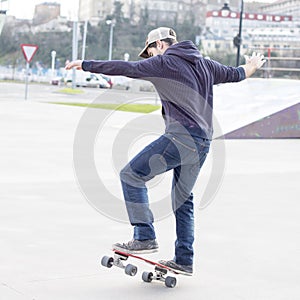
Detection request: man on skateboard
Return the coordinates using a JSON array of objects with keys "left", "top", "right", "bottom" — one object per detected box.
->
[{"left": 66, "top": 27, "right": 265, "bottom": 275}]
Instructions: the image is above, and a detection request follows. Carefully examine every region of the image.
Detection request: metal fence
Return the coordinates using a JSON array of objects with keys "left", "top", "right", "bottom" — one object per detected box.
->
[{"left": 249, "top": 47, "right": 300, "bottom": 79}]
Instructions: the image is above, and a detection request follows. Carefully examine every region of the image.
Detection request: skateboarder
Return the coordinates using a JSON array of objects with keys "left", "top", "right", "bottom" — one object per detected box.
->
[{"left": 66, "top": 27, "right": 265, "bottom": 275}]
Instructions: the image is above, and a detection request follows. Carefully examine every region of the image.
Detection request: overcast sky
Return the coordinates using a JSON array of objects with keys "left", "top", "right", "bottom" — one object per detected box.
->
[{"left": 2, "top": 0, "right": 280, "bottom": 20}]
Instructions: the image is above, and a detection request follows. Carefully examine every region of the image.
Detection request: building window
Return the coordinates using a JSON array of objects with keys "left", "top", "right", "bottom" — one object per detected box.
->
[{"left": 266, "top": 15, "right": 272, "bottom": 21}]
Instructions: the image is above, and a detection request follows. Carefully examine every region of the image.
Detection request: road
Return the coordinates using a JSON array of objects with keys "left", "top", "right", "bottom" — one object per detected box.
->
[{"left": 0, "top": 81, "right": 159, "bottom": 104}]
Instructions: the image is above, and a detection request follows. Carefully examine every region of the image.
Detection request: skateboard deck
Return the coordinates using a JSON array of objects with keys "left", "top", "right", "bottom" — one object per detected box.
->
[{"left": 101, "top": 248, "right": 188, "bottom": 288}]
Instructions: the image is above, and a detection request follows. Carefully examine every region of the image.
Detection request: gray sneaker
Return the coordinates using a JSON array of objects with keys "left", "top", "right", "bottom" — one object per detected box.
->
[
  {"left": 158, "top": 260, "right": 193, "bottom": 276},
  {"left": 113, "top": 239, "right": 159, "bottom": 254}
]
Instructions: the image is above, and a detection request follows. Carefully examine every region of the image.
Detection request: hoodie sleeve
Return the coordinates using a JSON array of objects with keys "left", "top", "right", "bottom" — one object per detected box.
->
[
  {"left": 205, "top": 59, "right": 246, "bottom": 84},
  {"left": 82, "top": 57, "right": 164, "bottom": 79}
]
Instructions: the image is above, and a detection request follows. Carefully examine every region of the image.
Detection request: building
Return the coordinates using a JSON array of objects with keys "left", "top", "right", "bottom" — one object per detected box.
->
[
  {"left": 33, "top": 2, "right": 61, "bottom": 25},
  {"left": 140, "top": 0, "right": 205, "bottom": 27},
  {"left": 78, "top": 0, "right": 206, "bottom": 26},
  {"left": 78, "top": 0, "right": 110, "bottom": 24},
  {"left": 201, "top": 6, "right": 299, "bottom": 58},
  {"left": 5, "top": 2, "right": 71, "bottom": 35},
  {"left": 31, "top": 16, "right": 71, "bottom": 34},
  {"left": 259, "top": 0, "right": 300, "bottom": 23},
  {"left": 206, "top": 0, "right": 240, "bottom": 11},
  {"left": 78, "top": 0, "right": 141, "bottom": 24}
]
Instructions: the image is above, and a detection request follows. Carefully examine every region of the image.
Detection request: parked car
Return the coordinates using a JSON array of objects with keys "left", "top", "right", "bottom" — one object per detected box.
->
[
  {"left": 84, "top": 73, "right": 110, "bottom": 88},
  {"left": 64, "top": 70, "right": 111, "bottom": 88},
  {"left": 110, "top": 76, "right": 132, "bottom": 90},
  {"left": 51, "top": 77, "right": 62, "bottom": 85}
]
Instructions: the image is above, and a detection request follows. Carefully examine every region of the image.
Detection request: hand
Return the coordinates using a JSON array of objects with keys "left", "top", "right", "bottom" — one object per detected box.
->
[
  {"left": 244, "top": 52, "right": 266, "bottom": 70},
  {"left": 65, "top": 60, "right": 83, "bottom": 70}
]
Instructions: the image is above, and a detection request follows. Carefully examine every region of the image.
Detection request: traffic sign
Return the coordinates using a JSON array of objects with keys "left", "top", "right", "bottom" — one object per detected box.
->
[
  {"left": 20, "top": 44, "right": 39, "bottom": 100},
  {"left": 20, "top": 44, "right": 38, "bottom": 63}
]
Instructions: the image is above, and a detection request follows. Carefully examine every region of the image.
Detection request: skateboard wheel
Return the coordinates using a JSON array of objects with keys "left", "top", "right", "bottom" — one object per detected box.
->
[
  {"left": 125, "top": 264, "right": 138, "bottom": 276},
  {"left": 142, "top": 271, "right": 153, "bottom": 283},
  {"left": 101, "top": 256, "right": 114, "bottom": 268},
  {"left": 165, "top": 276, "right": 177, "bottom": 288}
]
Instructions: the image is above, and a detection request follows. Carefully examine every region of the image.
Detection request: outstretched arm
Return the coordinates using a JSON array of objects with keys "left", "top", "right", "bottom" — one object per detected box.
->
[
  {"left": 65, "top": 60, "right": 83, "bottom": 70},
  {"left": 65, "top": 57, "right": 164, "bottom": 79},
  {"left": 240, "top": 52, "right": 266, "bottom": 78}
]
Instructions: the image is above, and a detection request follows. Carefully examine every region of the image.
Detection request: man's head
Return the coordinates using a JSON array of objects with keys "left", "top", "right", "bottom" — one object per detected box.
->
[{"left": 139, "top": 27, "right": 177, "bottom": 59}]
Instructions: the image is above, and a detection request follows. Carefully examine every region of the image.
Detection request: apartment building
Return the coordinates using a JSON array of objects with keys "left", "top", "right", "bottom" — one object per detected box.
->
[
  {"left": 202, "top": 2, "right": 300, "bottom": 57},
  {"left": 139, "top": 0, "right": 205, "bottom": 26},
  {"left": 259, "top": 0, "right": 300, "bottom": 22}
]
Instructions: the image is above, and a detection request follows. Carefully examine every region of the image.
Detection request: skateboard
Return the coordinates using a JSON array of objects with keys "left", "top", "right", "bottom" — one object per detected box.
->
[{"left": 101, "top": 248, "right": 186, "bottom": 288}]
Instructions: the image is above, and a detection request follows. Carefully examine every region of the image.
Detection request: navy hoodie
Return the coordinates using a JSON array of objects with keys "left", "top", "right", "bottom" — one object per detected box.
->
[{"left": 82, "top": 40, "right": 245, "bottom": 139}]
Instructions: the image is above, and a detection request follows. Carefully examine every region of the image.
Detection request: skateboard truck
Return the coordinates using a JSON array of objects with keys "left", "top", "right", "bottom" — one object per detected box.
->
[
  {"left": 101, "top": 252, "right": 138, "bottom": 276},
  {"left": 101, "top": 252, "right": 177, "bottom": 288},
  {"left": 142, "top": 266, "right": 177, "bottom": 288}
]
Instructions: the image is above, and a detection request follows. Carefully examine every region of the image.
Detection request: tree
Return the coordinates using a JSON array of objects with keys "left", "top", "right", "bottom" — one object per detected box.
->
[{"left": 112, "top": 1, "right": 124, "bottom": 24}]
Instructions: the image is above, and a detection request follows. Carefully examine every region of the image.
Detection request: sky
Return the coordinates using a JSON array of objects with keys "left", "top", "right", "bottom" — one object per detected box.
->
[{"left": 1, "top": 0, "right": 279, "bottom": 20}]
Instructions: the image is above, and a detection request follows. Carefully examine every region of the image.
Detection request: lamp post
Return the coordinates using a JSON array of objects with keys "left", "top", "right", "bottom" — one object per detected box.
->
[
  {"left": 221, "top": 1, "right": 244, "bottom": 66},
  {"left": 72, "top": 20, "right": 78, "bottom": 89},
  {"left": 235, "top": 0, "right": 244, "bottom": 66},
  {"left": 220, "top": 3, "right": 230, "bottom": 17},
  {"left": 0, "top": 9, "right": 7, "bottom": 36},
  {"left": 124, "top": 53, "right": 130, "bottom": 61},
  {"left": 81, "top": 20, "right": 88, "bottom": 60},
  {"left": 51, "top": 50, "right": 56, "bottom": 78},
  {"left": 106, "top": 19, "right": 115, "bottom": 61}
]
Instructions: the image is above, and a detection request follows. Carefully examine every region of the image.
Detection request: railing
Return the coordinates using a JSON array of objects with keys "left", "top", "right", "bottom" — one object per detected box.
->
[{"left": 249, "top": 47, "right": 300, "bottom": 79}]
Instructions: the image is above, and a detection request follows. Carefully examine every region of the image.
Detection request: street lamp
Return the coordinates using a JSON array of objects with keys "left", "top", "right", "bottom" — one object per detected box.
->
[
  {"left": 220, "top": 3, "right": 231, "bottom": 17},
  {"left": 51, "top": 50, "right": 56, "bottom": 78},
  {"left": 0, "top": 9, "right": 7, "bottom": 36},
  {"left": 106, "top": 19, "right": 115, "bottom": 61},
  {"left": 72, "top": 20, "right": 78, "bottom": 89},
  {"left": 124, "top": 53, "right": 130, "bottom": 61},
  {"left": 221, "top": 1, "right": 244, "bottom": 66}
]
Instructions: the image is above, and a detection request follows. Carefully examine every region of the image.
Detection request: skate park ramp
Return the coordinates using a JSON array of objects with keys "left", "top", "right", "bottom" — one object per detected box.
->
[
  {"left": 222, "top": 102, "right": 300, "bottom": 138},
  {"left": 213, "top": 78, "right": 300, "bottom": 139}
]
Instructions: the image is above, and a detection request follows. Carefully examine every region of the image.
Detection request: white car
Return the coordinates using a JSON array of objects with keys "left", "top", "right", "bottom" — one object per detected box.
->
[
  {"left": 64, "top": 70, "right": 110, "bottom": 88},
  {"left": 86, "top": 74, "right": 111, "bottom": 88}
]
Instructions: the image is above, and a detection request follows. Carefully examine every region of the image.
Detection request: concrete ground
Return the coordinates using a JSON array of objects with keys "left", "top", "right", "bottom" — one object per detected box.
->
[{"left": 0, "top": 80, "right": 299, "bottom": 300}]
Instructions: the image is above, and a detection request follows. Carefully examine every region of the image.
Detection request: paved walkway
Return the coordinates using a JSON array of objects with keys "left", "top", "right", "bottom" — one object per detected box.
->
[{"left": 0, "top": 80, "right": 299, "bottom": 299}]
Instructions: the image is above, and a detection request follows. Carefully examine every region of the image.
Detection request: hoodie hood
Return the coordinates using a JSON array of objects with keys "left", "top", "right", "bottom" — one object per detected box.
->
[{"left": 165, "top": 40, "right": 202, "bottom": 65}]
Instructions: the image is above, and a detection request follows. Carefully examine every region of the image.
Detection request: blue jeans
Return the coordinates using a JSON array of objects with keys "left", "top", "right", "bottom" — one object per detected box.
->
[{"left": 120, "top": 132, "right": 210, "bottom": 265}]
